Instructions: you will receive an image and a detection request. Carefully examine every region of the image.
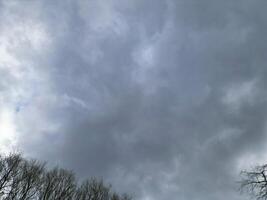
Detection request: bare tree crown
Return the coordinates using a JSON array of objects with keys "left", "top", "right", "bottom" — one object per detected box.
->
[
  {"left": 240, "top": 164, "right": 267, "bottom": 200},
  {"left": 0, "top": 153, "right": 132, "bottom": 200}
]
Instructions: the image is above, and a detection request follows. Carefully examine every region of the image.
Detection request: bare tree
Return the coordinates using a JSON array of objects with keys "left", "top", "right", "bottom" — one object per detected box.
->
[
  {"left": 240, "top": 164, "right": 267, "bottom": 200},
  {"left": 110, "top": 193, "right": 132, "bottom": 200},
  {"left": 75, "top": 178, "right": 110, "bottom": 200},
  {"left": 5, "top": 159, "right": 44, "bottom": 200},
  {"left": 39, "top": 167, "right": 76, "bottom": 200},
  {"left": 75, "top": 178, "right": 132, "bottom": 200},
  {"left": 0, "top": 154, "right": 132, "bottom": 200},
  {"left": 0, "top": 154, "right": 23, "bottom": 198}
]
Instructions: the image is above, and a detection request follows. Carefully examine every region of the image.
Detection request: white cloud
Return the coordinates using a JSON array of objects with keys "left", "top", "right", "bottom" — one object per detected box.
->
[
  {"left": 62, "top": 94, "right": 92, "bottom": 111},
  {"left": 78, "top": 0, "right": 129, "bottom": 37},
  {"left": 235, "top": 148, "right": 267, "bottom": 173},
  {"left": 0, "top": 3, "right": 52, "bottom": 154},
  {"left": 0, "top": 109, "right": 17, "bottom": 154},
  {"left": 222, "top": 80, "right": 258, "bottom": 112},
  {"left": 133, "top": 44, "right": 156, "bottom": 69}
]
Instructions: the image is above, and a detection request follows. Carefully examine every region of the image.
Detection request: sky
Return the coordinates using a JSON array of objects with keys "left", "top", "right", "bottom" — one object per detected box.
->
[{"left": 0, "top": 0, "right": 267, "bottom": 199}]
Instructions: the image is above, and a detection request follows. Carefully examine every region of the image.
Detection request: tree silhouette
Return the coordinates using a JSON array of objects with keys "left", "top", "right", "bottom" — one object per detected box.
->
[
  {"left": 0, "top": 153, "right": 132, "bottom": 200},
  {"left": 240, "top": 164, "right": 267, "bottom": 200}
]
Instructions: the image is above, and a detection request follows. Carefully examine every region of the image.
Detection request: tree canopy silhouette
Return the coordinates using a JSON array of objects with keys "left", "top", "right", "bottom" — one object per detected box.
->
[
  {"left": 240, "top": 163, "right": 267, "bottom": 200},
  {"left": 0, "top": 153, "right": 132, "bottom": 200}
]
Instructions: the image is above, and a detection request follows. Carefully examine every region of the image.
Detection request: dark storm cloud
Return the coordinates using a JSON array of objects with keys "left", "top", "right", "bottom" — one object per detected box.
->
[{"left": 2, "top": 1, "right": 267, "bottom": 200}]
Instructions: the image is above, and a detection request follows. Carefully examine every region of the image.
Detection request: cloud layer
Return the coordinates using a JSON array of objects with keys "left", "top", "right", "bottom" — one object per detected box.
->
[{"left": 1, "top": 1, "right": 267, "bottom": 199}]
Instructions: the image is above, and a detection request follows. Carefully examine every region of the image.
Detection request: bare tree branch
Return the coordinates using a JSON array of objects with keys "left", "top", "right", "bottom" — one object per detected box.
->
[
  {"left": 0, "top": 153, "right": 132, "bottom": 200},
  {"left": 240, "top": 164, "right": 267, "bottom": 200}
]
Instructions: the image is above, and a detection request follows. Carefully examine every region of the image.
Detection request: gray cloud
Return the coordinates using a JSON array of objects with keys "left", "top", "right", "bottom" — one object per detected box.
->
[{"left": 1, "top": 1, "right": 267, "bottom": 199}]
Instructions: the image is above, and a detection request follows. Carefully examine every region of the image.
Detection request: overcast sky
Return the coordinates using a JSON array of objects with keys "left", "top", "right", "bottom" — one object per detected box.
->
[{"left": 1, "top": 0, "right": 267, "bottom": 199}]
